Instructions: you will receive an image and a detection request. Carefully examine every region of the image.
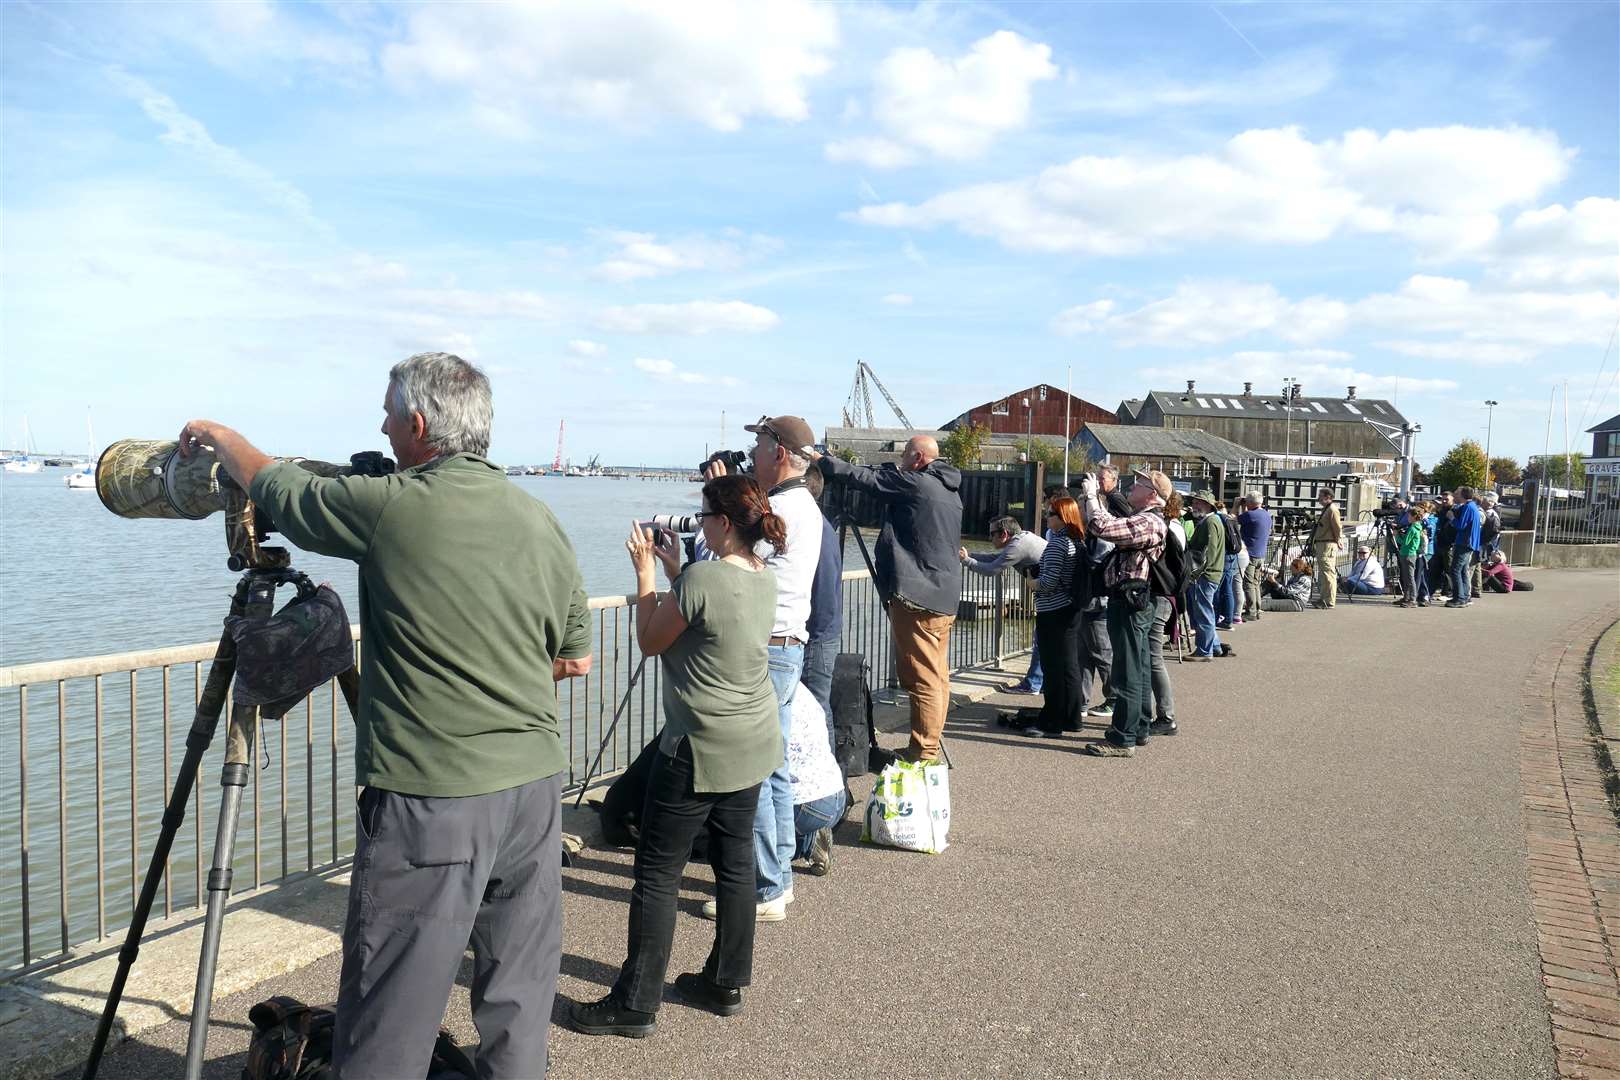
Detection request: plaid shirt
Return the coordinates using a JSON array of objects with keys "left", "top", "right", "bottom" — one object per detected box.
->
[{"left": 1084, "top": 497, "right": 1168, "bottom": 589}]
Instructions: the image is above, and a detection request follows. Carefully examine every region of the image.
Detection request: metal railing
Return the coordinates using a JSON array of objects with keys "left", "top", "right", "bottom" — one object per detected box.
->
[
  {"left": 1527, "top": 486, "right": 1620, "bottom": 547},
  {"left": 0, "top": 564, "right": 1029, "bottom": 980}
]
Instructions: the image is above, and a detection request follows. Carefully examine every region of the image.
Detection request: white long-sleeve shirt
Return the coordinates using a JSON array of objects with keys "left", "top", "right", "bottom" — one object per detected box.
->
[{"left": 1346, "top": 556, "right": 1385, "bottom": 590}]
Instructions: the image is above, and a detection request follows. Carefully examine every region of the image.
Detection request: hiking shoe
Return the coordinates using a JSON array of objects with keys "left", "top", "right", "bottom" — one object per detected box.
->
[
  {"left": 568, "top": 995, "right": 656, "bottom": 1038},
  {"left": 1183, "top": 654, "right": 1213, "bottom": 663},
  {"left": 1444, "top": 600, "right": 1465, "bottom": 608},
  {"left": 673, "top": 972, "right": 743, "bottom": 1017},
  {"left": 1082, "top": 740, "right": 1135, "bottom": 758},
  {"left": 1149, "top": 719, "right": 1178, "bottom": 736},
  {"left": 806, "top": 827, "right": 833, "bottom": 877},
  {"left": 1217, "top": 644, "right": 1235, "bottom": 657},
  {"left": 1005, "top": 681, "right": 1038, "bottom": 695},
  {"left": 700, "top": 896, "right": 787, "bottom": 922},
  {"left": 1085, "top": 702, "right": 1116, "bottom": 717}
]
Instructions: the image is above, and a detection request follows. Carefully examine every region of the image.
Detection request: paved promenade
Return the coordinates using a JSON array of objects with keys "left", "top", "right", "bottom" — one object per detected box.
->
[{"left": 37, "top": 568, "right": 1620, "bottom": 1079}]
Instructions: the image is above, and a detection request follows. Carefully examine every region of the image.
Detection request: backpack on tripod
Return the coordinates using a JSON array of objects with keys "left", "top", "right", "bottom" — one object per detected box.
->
[{"left": 831, "top": 652, "right": 894, "bottom": 777}]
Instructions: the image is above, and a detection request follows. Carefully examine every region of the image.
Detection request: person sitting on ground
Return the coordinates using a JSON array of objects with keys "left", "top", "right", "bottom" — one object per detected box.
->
[
  {"left": 1480, "top": 550, "right": 1518, "bottom": 593},
  {"left": 961, "top": 515, "right": 1047, "bottom": 694},
  {"left": 1261, "top": 558, "right": 1315, "bottom": 612},
  {"left": 787, "top": 687, "right": 847, "bottom": 878},
  {"left": 1020, "top": 497, "right": 1084, "bottom": 738},
  {"left": 1339, "top": 545, "right": 1386, "bottom": 595},
  {"left": 571, "top": 475, "right": 785, "bottom": 1038}
]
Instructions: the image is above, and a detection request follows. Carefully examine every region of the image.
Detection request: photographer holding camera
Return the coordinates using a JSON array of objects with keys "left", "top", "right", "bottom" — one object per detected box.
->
[
  {"left": 961, "top": 516, "right": 1047, "bottom": 694},
  {"left": 179, "top": 352, "right": 592, "bottom": 1079},
  {"left": 701, "top": 416, "right": 823, "bottom": 921},
  {"left": 806, "top": 436, "right": 963, "bottom": 763}
]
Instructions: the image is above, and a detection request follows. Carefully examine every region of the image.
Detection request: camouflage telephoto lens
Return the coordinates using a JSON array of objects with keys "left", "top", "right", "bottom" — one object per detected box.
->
[{"left": 95, "top": 439, "right": 234, "bottom": 520}]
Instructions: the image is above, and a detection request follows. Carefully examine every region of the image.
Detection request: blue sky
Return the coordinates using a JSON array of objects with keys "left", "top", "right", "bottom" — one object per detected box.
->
[{"left": 2, "top": 0, "right": 1616, "bottom": 469}]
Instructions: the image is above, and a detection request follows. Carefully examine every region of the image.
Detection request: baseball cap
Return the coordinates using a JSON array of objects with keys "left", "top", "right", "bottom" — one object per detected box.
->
[{"left": 745, "top": 415, "right": 816, "bottom": 456}]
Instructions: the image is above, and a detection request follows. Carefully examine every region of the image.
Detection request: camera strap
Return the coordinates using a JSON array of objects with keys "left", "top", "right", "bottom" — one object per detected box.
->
[{"left": 768, "top": 476, "right": 808, "bottom": 497}]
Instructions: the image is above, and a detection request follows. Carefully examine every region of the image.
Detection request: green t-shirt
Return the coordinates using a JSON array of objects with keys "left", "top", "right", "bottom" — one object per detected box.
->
[
  {"left": 659, "top": 560, "right": 781, "bottom": 794},
  {"left": 250, "top": 454, "right": 591, "bottom": 797}
]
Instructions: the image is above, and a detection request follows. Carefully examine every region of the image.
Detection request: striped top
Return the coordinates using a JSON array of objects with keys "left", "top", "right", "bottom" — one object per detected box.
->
[{"left": 1034, "top": 534, "right": 1077, "bottom": 613}]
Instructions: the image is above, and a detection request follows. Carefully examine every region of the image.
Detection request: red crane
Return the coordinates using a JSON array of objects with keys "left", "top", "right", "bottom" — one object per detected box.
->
[{"left": 551, "top": 420, "right": 565, "bottom": 473}]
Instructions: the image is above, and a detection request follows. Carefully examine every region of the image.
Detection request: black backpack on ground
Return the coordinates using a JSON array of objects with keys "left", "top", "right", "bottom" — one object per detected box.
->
[
  {"left": 597, "top": 737, "right": 710, "bottom": 861},
  {"left": 831, "top": 653, "right": 893, "bottom": 776},
  {"left": 242, "top": 996, "right": 476, "bottom": 1080}
]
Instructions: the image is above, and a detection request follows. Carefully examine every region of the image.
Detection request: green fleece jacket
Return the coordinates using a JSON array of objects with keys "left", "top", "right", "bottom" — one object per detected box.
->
[
  {"left": 251, "top": 453, "right": 591, "bottom": 797},
  {"left": 1190, "top": 513, "right": 1225, "bottom": 583}
]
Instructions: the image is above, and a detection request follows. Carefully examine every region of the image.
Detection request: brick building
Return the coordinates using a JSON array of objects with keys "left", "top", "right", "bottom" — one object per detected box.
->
[{"left": 941, "top": 384, "right": 1116, "bottom": 440}]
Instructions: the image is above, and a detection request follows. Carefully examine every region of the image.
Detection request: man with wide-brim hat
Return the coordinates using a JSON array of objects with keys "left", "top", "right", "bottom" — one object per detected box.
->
[{"left": 1184, "top": 489, "right": 1226, "bottom": 661}]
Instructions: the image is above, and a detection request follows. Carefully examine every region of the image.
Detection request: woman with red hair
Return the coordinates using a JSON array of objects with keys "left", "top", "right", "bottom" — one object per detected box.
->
[{"left": 1021, "top": 496, "right": 1086, "bottom": 738}]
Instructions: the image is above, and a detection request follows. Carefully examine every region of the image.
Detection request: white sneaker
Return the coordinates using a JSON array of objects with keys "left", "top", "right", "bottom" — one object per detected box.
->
[{"left": 700, "top": 896, "right": 788, "bottom": 922}]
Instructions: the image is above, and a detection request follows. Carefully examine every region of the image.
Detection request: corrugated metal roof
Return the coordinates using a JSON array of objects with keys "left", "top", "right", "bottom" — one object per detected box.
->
[
  {"left": 1145, "top": 389, "right": 1408, "bottom": 425},
  {"left": 1081, "top": 423, "right": 1257, "bottom": 461}
]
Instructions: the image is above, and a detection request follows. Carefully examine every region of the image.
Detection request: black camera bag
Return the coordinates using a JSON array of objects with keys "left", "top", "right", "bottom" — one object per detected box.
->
[
  {"left": 242, "top": 996, "right": 475, "bottom": 1080},
  {"left": 831, "top": 653, "right": 890, "bottom": 777}
]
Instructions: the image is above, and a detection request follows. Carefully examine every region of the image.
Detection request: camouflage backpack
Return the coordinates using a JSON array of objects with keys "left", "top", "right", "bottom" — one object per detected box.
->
[{"left": 242, "top": 996, "right": 478, "bottom": 1080}]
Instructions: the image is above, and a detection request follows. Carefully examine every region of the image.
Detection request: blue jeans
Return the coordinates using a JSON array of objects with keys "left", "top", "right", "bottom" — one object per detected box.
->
[
  {"left": 1449, "top": 548, "right": 1475, "bottom": 603},
  {"left": 1022, "top": 645, "right": 1044, "bottom": 692},
  {"left": 792, "top": 789, "right": 849, "bottom": 860},
  {"left": 754, "top": 645, "right": 803, "bottom": 902},
  {"left": 1190, "top": 578, "right": 1220, "bottom": 656},
  {"left": 1342, "top": 578, "right": 1385, "bottom": 595},
  {"left": 800, "top": 636, "right": 837, "bottom": 744},
  {"left": 1218, "top": 555, "right": 1239, "bottom": 624},
  {"left": 1415, "top": 556, "right": 1431, "bottom": 603}
]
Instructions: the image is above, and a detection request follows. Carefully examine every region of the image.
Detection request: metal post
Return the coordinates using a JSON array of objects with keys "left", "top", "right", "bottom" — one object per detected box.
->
[
  {"left": 1398, "top": 426, "right": 1415, "bottom": 498},
  {"left": 1063, "top": 365, "right": 1072, "bottom": 485},
  {"left": 1483, "top": 400, "right": 1498, "bottom": 489}
]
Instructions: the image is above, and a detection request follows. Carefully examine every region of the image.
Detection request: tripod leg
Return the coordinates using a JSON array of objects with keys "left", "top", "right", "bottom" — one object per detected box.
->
[
  {"left": 183, "top": 706, "right": 257, "bottom": 1080},
  {"left": 82, "top": 623, "right": 241, "bottom": 1080}
]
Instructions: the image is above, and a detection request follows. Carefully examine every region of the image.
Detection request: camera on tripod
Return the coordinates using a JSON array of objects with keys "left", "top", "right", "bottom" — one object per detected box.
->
[{"left": 95, "top": 438, "right": 394, "bottom": 570}]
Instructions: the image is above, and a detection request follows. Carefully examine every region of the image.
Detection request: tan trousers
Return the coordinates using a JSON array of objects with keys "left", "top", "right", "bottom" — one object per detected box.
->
[
  {"left": 889, "top": 603, "right": 956, "bottom": 761},
  {"left": 1313, "top": 542, "right": 1340, "bottom": 607}
]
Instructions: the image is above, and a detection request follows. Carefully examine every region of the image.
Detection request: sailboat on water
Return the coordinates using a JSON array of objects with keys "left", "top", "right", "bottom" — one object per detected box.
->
[
  {"left": 66, "top": 410, "right": 97, "bottom": 489},
  {"left": 3, "top": 416, "right": 42, "bottom": 474}
]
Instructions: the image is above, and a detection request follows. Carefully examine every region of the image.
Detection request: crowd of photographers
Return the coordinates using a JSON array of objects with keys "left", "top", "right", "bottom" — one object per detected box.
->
[{"left": 174, "top": 351, "right": 1524, "bottom": 1076}]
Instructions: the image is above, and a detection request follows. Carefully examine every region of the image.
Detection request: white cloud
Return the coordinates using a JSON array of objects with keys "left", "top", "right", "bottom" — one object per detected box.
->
[
  {"left": 595, "top": 300, "right": 780, "bottom": 335},
  {"left": 568, "top": 339, "right": 607, "bottom": 357},
  {"left": 383, "top": 0, "right": 838, "bottom": 134},
  {"left": 881, "top": 292, "right": 913, "bottom": 306},
  {"left": 107, "top": 69, "right": 325, "bottom": 232},
  {"left": 1476, "top": 197, "right": 1620, "bottom": 290},
  {"left": 1354, "top": 275, "right": 1616, "bottom": 348},
  {"left": 1142, "top": 351, "right": 1459, "bottom": 400},
  {"left": 1376, "top": 341, "right": 1537, "bottom": 366},
  {"left": 396, "top": 288, "right": 557, "bottom": 321},
  {"left": 632, "top": 356, "right": 740, "bottom": 385},
  {"left": 853, "top": 124, "right": 1572, "bottom": 255},
  {"left": 593, "top": 229, "right": 778, "bottom": 281},
  {"left": 1054, "top": 283, "right": 1349, "bottom": 346},
  {"left": 826, "top": 31, "right": 1056, "bottom": 169}
]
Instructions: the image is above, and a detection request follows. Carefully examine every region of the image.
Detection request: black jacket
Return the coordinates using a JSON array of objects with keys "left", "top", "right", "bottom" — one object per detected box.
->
[{"left": 818, "top": 456, "right": 964, "bottom": 615}]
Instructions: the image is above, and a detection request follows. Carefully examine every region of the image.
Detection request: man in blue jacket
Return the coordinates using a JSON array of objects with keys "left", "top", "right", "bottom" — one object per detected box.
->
[
  {"left": 809, "top": 436, "right": 963, "bottom": 762},
  {"left": 1446, "top": 486, "right": 1482, "bottom": 608}
]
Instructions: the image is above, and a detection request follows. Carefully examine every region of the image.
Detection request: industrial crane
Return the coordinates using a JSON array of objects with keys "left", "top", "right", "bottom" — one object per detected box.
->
[{"left": 840, "top": 359, "right": 913, "bottom": 428}]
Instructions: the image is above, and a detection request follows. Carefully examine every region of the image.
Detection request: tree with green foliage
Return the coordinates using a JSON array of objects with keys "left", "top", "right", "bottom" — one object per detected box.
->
[
  {"left": 1488, "top": 456, "right": 1521, "bottom": 486},
  {"left": 1526, "top": 452, "right": 1585, "bottom": 486},
  {"left": 1016, "top": 437, "right": 1067, "bottom": 475},
  {"left": 939, "top": 423, "right": 990, "bottom": 470},
  {"left": 1430, "top": 438, "right": 1488, "bottom": 492}
]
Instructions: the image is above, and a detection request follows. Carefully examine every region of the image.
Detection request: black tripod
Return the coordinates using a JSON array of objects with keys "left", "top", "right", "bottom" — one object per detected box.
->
[{"left": 82, "top": 555, "right": 359, "bottom": 1080}]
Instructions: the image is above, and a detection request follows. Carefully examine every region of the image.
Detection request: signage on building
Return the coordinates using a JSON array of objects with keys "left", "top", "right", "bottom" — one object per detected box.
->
[{"left": 1586, "top": 459, "right": 1620, "bottom": 475}]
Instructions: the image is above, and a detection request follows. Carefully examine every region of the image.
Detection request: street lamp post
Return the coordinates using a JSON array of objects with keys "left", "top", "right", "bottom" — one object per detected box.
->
[{"left": 1483, "top": 400, "right": 1498, "bottom": 490}]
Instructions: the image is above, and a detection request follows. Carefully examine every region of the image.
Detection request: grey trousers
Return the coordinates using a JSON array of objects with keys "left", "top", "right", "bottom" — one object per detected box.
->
[
  {"left": 334, "top": 772, "right": 563, "bottom": 1080},
  {"left": 1149, "top": 596, "right": 1175, "bottom": 722},
  {"left": 1077, "top": 607, "right": 1114, "bottom": 708}
]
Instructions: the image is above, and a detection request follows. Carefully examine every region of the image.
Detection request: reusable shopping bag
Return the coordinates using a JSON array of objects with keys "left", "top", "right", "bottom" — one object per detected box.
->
[{"left": 861, "top": 759, "right": 950, "bottom": 854}]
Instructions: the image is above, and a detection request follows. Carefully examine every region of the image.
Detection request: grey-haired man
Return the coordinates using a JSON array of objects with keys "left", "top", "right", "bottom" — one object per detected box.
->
[{"left": 180, "top": 352, "right": 592, "bottom": 1078}]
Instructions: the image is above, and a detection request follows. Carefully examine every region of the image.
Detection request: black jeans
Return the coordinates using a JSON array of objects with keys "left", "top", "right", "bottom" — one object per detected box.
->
[
  {"left": 613, "top": 741, "right": 760, "bottom": 1014},
  {"left": 1105, "top": 595, "right": 1156, "bottom": 747},
  {"left": 1035, "top": 604, "right": 1082, "bottom": 733}
]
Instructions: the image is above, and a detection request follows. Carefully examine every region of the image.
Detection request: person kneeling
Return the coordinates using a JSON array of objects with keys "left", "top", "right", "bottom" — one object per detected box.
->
[
  {"left": 570, "top": 476, "right": 785, "bottom": 1038},
  {"left": 787, "top": 692, "right": 849, "bottom": 877},
  {"left": 1260, "top": 559, "right": 1315, "bottom": 612}
]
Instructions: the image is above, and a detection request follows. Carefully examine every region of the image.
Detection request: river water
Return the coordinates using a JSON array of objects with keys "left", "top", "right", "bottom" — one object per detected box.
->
[{"left": 0, "top": 466, "right": 707, "bottom": 968}]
